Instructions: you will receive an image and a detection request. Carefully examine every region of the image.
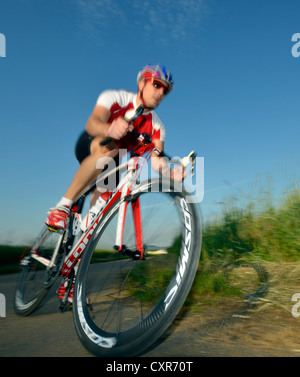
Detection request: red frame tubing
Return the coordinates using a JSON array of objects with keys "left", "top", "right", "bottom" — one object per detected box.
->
[
  {"left": 131, "top": 197, "right": 143, "bottom": 257},
  {"left": 117, "top": 186, "right": 131, "bottom": 252}
]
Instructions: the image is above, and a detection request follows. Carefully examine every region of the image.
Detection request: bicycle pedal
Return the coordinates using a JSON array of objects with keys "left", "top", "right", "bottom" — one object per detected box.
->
[{"left": 46, "top": 225, "right": 64, "bottom": 233}]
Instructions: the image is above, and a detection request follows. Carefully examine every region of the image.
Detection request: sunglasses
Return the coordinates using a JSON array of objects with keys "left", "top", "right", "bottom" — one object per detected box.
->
[{"left": 147, "top": 79, "right": 170, "bottom": 95}]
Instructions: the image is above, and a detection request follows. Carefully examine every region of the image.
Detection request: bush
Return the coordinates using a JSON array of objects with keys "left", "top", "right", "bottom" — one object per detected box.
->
[{"left": 202, "top": 186, "right": 300, "bottom": 263}]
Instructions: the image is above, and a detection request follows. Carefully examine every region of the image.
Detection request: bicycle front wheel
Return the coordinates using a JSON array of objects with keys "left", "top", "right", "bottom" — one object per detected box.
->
[{"left": 73, "top": 179, "right": 202, "bottom": 356}]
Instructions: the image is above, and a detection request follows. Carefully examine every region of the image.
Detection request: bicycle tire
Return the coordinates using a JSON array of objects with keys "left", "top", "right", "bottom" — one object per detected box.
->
[
  {"left": 14, "top": 226, "right": 66, "bottom": 316},
  {"left": 73, "top": 178, "right": 202, "bottom": 356}
]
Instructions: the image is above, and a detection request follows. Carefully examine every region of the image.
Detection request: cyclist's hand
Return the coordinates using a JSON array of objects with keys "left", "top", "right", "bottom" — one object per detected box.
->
[
  {"left": 170, "top": 166, "right": 187, "bottom": 182},
  {"left": 106, "top": 118, "right": 134, "bottom": 140}
]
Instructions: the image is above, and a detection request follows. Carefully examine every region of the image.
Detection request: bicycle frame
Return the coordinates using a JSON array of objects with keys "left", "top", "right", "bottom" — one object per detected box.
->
[
  {"left": 60, "top": 140, "right": 159, "bottom": 277},
  {"left": 31, "top": 129, "right": 195, "bottom": 285}
]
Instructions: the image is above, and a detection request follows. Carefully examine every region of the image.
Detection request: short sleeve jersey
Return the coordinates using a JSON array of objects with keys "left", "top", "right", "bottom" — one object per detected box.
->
[{"left": 96, "top": 89, "right": 166, "bottom": 150}]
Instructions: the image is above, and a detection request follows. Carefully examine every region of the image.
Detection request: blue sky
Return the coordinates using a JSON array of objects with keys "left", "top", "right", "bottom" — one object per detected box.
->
[{"left": 0, "top": 0, "right": 299, "bottom": 244}]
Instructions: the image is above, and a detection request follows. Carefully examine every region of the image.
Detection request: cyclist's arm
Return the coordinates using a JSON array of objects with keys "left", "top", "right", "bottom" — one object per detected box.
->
[
  {"left": 151, "top": 139, "right": 186, "bottom": 181},
  {"left": 86, "top": 105, "right": 111, "bottom": 137},
  {"left": 151, "top": 139, "right": 167, "bottom": 173},
  {"left": 86, "top": 105, "right": 132, "bottom": 140}
]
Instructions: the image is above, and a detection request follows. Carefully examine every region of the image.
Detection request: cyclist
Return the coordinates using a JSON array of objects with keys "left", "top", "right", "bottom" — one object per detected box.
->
[
  {"left": 46, "top": 64, "right": 187, "bottom": 305},
  {"left": 46, "top": 64, "right": 185, "bottom": 231}
]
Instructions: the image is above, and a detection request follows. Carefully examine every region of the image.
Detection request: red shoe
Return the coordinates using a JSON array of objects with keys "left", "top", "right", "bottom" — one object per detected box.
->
[{"left": 45, "top": 205, "right": 70, "bottom": 230}]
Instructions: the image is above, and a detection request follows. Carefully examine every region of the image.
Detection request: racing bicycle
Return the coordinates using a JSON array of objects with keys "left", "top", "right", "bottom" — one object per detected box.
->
[{"left": 14, "top": 107, "right": 202, "bottom": 357}]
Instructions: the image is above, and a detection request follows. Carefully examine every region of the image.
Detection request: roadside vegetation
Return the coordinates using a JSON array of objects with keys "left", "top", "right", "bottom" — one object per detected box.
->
[
  {"left": 187, "top": 184, "right": 300, "bottom": 313},
  {"left": 0, "top": 245, "right": 25, "bottom": 275}
]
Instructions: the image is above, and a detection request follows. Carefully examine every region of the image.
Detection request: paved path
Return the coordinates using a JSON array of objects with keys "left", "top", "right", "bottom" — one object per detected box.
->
[{"left": 0, "top": 273, "right": 297, "bottom": 358}]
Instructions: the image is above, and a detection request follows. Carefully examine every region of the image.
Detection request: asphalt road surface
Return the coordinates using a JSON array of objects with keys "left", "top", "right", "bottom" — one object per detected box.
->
[
  {"left": 1, "top": 272, "right": 298, "bottom": 358},
  {"left": 1, "top": 272, "right": 208, "bottom": 358}
]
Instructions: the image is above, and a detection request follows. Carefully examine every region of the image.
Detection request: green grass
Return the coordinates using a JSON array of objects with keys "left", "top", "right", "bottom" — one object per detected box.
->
[
  {"left": 201, "top": 185, "right": 300, "bottom": 263},
  {"left": 90, "top": 249, "right": 117, "bottom": 263}
]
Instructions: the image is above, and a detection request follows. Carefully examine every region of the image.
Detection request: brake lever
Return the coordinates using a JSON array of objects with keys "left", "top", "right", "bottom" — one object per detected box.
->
[{"left": 181, "top": 150, "right": 197, "bottom": 177}]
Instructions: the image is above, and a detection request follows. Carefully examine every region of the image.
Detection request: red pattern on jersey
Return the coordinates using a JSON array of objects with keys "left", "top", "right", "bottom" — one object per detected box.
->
[{"left": 106, "top": 98, "right": 162, "bottom": 151}]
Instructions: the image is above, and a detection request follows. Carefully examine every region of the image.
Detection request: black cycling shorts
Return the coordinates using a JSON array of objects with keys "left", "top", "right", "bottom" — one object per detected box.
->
[{"left": 75, "top": 131, "right": 93, "bottom": 163}]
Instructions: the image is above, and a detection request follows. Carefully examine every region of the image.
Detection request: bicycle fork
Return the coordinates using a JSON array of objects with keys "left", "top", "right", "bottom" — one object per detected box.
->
[{"left": 114, "top": 159, "right": 144, "bottom": 259}]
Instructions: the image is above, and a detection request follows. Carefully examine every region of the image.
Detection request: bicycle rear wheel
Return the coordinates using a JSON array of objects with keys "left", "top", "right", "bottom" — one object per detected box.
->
[
  {"left": 14, "top": 226, "right": 65, "bottom": 316},
  {"left": 73, "top": 179, "right": 202, "bottom": 356}
]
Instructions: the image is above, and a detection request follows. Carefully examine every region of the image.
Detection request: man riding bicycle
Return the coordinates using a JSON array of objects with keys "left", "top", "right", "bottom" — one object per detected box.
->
[{"left": 46, "top": 64, "right": 185, "bottom": 231}]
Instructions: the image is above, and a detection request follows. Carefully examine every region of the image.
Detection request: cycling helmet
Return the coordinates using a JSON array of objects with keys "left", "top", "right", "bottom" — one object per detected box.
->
[{"left": 137, "top": 64, "right": 174, "bottom": 94}]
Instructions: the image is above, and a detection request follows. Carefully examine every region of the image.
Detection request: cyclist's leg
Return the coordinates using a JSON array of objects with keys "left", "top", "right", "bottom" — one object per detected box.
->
[
  {"left": 47, "top": 134, "right": 119, "bottom": 229},
  {"left": 63, "top": 135, "right": 118, "bottom": 202},
  {"left": 89, "top": 136, "right": 120, "bottom": 205},
  {"left": 75, "top": 131, "right": 104, "bottom": 206}
]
